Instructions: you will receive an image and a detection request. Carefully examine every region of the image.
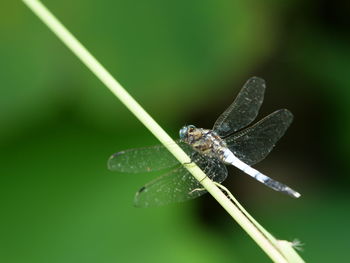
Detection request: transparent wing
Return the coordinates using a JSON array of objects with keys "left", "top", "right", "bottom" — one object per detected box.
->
[
  {"left": 213, "top": 76, "right": 266, "bottom": 137},
  {"left": 108, "top": 141, "right": 193, "bottom": 173},
  {"left": 225, "top": 109, "right": 293, "bottom": 166},
  {"left": 134, "top": 153, "right": 228, "bottom": 207}
]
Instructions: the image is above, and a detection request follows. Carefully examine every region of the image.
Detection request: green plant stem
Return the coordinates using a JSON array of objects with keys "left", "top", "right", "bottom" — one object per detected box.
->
[
  {"left": 21, "top": 1, "right": 304, "bottom": 262},
  {"left": 215, "top": 183, "right": 304, "bottom": 263}
]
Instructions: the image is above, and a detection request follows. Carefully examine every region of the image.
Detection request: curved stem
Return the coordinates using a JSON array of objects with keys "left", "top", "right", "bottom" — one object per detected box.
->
[{"left": 21, "top": 1, "right": 304, "bottom": 262}]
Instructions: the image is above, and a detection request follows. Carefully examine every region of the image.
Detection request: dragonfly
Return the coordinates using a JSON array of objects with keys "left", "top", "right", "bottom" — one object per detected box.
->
[{"left": 108, "top": 77, "right": 300, "bottom": 207}]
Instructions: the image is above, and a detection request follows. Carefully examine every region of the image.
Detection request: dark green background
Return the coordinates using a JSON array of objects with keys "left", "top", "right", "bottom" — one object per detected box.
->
[{"left": 1, "top": 0, "right": 350, "bottom": 262}]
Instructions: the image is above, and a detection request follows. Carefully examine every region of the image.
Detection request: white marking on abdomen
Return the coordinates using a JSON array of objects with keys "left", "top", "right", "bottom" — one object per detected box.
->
[
  {"left": 222, "top": 148, "right": 300, "bottom": 198},
  {"left": 222, "top": 149, "right": 267, "bottom": 183}
]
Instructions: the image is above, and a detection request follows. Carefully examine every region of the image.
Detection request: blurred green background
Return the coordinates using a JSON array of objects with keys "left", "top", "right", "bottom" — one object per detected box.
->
[{"left": 1, "top": 0, "right": 350, "bottom": 262}]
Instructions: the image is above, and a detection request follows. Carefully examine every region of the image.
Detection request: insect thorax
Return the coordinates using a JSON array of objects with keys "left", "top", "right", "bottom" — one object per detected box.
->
[{"left": 186, "top": 128, "right": 228, "bottom": 158}]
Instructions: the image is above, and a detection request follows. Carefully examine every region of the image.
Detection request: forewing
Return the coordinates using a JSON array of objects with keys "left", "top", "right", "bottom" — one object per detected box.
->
[
  {"left": 225, "top": 109, "right": 293, "bottom": 166},
  {"left": 108, "top": 141, "right": 193, "bottom": 173},
  {"left": 134, "top": 154, "right": 228, "bottom": 207},
  {"left": 213, "top": 77, "right": 266, "bottom": 137}
]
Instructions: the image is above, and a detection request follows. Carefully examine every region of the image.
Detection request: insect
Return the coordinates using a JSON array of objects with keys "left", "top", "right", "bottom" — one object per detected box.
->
[{"left": 108, "top": 77, "right": 300, "bottom": 207}]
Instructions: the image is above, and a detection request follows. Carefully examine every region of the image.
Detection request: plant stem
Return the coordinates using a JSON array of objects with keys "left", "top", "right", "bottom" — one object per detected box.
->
[{"left": 21, "top": 1, "right": 304, "bottom": 262}]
